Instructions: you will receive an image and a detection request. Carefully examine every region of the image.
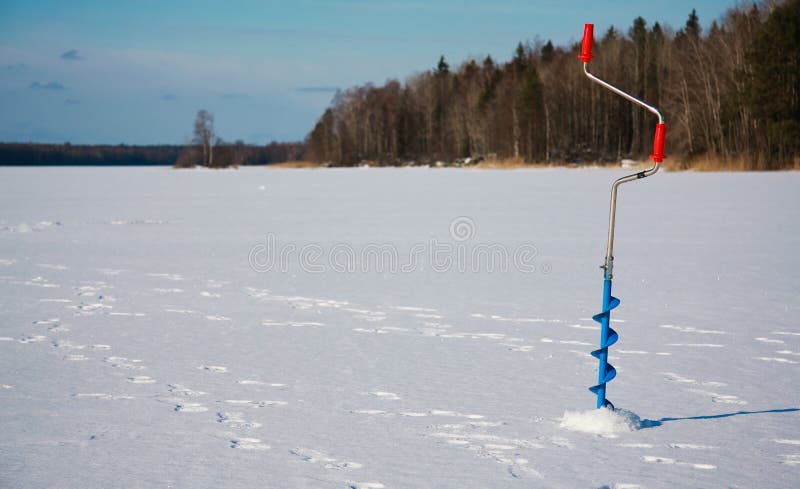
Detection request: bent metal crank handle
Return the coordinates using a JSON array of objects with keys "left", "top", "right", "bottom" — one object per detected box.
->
[
  {"left": 578, "top": 23, "right": 667, "bottom": 278},
  {"left": 580, "top": 23, "right": 666, "bottom": 164}
]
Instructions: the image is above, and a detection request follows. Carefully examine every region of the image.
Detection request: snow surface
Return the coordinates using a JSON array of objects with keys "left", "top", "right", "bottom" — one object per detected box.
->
[{"left": 1, "top": 166, "right": 799, "bottom": 488}]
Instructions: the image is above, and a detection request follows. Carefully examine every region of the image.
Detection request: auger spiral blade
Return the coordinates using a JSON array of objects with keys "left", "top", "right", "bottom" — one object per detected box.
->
[{"left": 589, "top": 281, "right": 620, "bottom": 409}]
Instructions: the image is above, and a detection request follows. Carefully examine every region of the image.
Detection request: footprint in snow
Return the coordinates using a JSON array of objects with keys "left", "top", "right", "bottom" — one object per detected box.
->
[
  {"left": 772, "top": 438, "right": 800, "bottom": 446},
  {"left": 262, "top": 320, "right": 324, "bottom": 327},
  {"left": 223, "top": 399, "right": 287, "bottom": 407},
  {"left": 108, "top": 311, "right": 147, "bottom": 317},
  {"left": 74, "top": 282, "right": 113, "bottom": 296},
  {"left": 347, "top": 483, "right": 384, "bottom": 489},
  {"left": 63, "top": 354, "right": 89, "bottom": 361},
  {"left": 230, "top": 437, "right": 270, "bottom": 450},
  {"left": 105, "top": 356, "right": 145, "bottom": 370},
  {"left": 19, "top": 335, "right": 48, "bottom": 344},
  {"left": 755, "top": 337, "right": 785, "bottom": 344},
  {"left": 781, "top": 454, "right": 800, "bottom": 466},
  {"left": 33, "top": 318, "right": 60, "bottom": 325},
  {"left": 69, "top": 303, "right": 113, "bottom": 316},
  {"left": 370, "top": 391, "right": 400, "bottom": 400},
  {"left": 415, "top": 313, "right": 443, "bottom": 319},
  {"left": 216, "top": 411, "right": 262, "bottom": 429},
  {"left": 164, "top": 308, "right": 195, "bottom": 314},
  {"left": 167, "top": 384, "right": 207, "bottom": 397},
  {"left": 205, "top": 315, "right": 231, "bottom": 321},
  {"left": 96, "top": 268, "right": 126, "bottom": 276},
  {"left": 687, "top": 388, "right": 746, "bottom": 405},
  {"left": 74, "top": 393, "right": 134, "bottom": 401},
  {"left": 290, "top": 447, "right": 363, "bottom": 470},
  {"left": 198, "top": 365, "right": 228, "bottom": 373},
  {"left": 661, "top": 372, "right": 726, "bottom": 387},
  {"left": 393, "top": 306, "right": 437, "bottom": 312},
  {"left": 237, "top": 380, "right": 286, "bottom": 387},
  {"left": 353, "top": 328, "right": 389, "bottom": 334},
  {"left": 659, "top": 324, "right": 726, "bottom": 335},
  {"left": 174, "top": 403, "right": 208, "bottom": 413},
  {"left": 146, "top": 272, "right": 184, "bottom": 281},
  {"left": 668, "top": 443, "right": 716, "bottom": 449},
  {"left": 346, "top": 308, "right": 387, "bottom": 322},
  {"left": 127, "top": 376, "right": 156, "bottom": 384},
  {"left": 641, "top": 455, "right": 716, "bottom": 470},
  {"left": 52, "top": 340, "right": 86, "bottom": 350},
  {"left": 753, "top": 356, "right": 798, "bottom": 364},
  {"left": 204, "top": 279, "right": 228, "bottom": 289}
]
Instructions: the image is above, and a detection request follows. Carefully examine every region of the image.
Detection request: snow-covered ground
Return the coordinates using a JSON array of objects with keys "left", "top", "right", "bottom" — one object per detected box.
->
[{"left": 1, "top": 166, "right": 798, "bottom": 488}]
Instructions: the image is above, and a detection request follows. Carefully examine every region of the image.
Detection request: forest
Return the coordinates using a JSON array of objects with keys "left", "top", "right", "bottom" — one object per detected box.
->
[
  {"left": 306, "top": 1, "right": 799, "bottom": 170},
  {"left": 0, "top": 141, "right": 304, "bottom": 167},
  {"left": 0, "top": 143, "right": 182, "bottom": 166}
]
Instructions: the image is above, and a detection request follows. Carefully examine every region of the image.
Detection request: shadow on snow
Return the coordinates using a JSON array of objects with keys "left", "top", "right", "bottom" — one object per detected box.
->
[{"left": 640, "top": 407, "right": 800, "bottom": 428}]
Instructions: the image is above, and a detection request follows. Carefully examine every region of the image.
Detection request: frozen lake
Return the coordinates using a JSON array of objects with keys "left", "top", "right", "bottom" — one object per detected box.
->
[{"left": 1, "top": 166, "right": 799, "bottom": 488}]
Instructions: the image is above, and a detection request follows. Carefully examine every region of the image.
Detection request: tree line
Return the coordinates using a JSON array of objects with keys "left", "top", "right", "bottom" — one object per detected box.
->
[
  {"left": 0, "top": 143, "right": 183, "bottom": 166},
  {"left": 306, "top": 0, "right": 799, "bottom": 170},
  {"left": 0, "top": 140, "right": 304, "bottom": 167}
]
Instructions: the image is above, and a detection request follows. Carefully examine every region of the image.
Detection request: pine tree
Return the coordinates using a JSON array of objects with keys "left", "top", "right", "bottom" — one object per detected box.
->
[
  {"left": 436, "top": 55, "right": 449, "bottom": 76},
  {"left": 541, "top": 40, "right": 554, "bottom": 64}
]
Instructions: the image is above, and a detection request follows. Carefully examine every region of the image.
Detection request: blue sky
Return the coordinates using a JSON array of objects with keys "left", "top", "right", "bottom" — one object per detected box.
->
[{"left": 0, "top": 0, "right": 737, "bottom": 145}]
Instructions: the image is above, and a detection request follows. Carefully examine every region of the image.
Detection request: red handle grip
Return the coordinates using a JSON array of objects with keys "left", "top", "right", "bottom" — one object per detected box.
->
[
  {"left": 579, "top": 24, "right": 594, "bottom": 63},
  {"left": 650, "top": 123, "right": 666, "bottom": 163}
]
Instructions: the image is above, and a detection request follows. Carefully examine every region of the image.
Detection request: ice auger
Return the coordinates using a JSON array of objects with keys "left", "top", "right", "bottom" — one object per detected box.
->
[{"left": 579, "top": 24, "right": 666, "bottom": 409}]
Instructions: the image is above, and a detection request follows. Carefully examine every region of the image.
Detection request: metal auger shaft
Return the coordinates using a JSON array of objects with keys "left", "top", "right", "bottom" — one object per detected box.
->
[{"left": 578, "top": 23, "right": 666, "bottom": 409}]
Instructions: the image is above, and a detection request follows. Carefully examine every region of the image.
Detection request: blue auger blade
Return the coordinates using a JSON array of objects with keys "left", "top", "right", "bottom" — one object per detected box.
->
[
  {"left": 589, "top": 364, "right": 617, "bottom": 392},
  {"left": 589, "top": 279, "right": 620, "bottom": 408},
  {"left": 591, "top": 296, "right": 620, "bottom": 322},
  {"left": 590, "top": 328, "right": 618, "bottom": 357}
]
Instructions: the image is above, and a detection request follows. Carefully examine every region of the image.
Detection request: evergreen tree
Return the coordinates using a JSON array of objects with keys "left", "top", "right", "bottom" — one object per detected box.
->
[
  {"left": 436, "top": 55, "right": 449, "bottom": 76},
  {"left": 541, "top": 40, "right": 554, "bottom": 63},
  {"left": 513, "top": 42, "right": 527, "bottom": 75},
  {"left": 685, "top": 8, "right": 701, "bottom": 38}
]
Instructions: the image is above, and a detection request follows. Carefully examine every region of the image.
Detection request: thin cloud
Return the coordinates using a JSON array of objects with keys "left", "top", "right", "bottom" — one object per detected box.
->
[
  {"left": 296, "top": 86, "right": 340, "bottom": 93},
  {"left": 30, "top": 81, "right": 66, "bottom": 90},
  {"left": 5, "top": 63, "right": 27, "bottom": 71},
  {"left": 61, "top": 49, "right": 83, "bottom": 61}
]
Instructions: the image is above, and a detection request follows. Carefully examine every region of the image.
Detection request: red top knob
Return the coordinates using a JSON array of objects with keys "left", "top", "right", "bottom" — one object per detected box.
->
[{"left": 579, "top": 24, "right": 594, "bottom": 63}]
